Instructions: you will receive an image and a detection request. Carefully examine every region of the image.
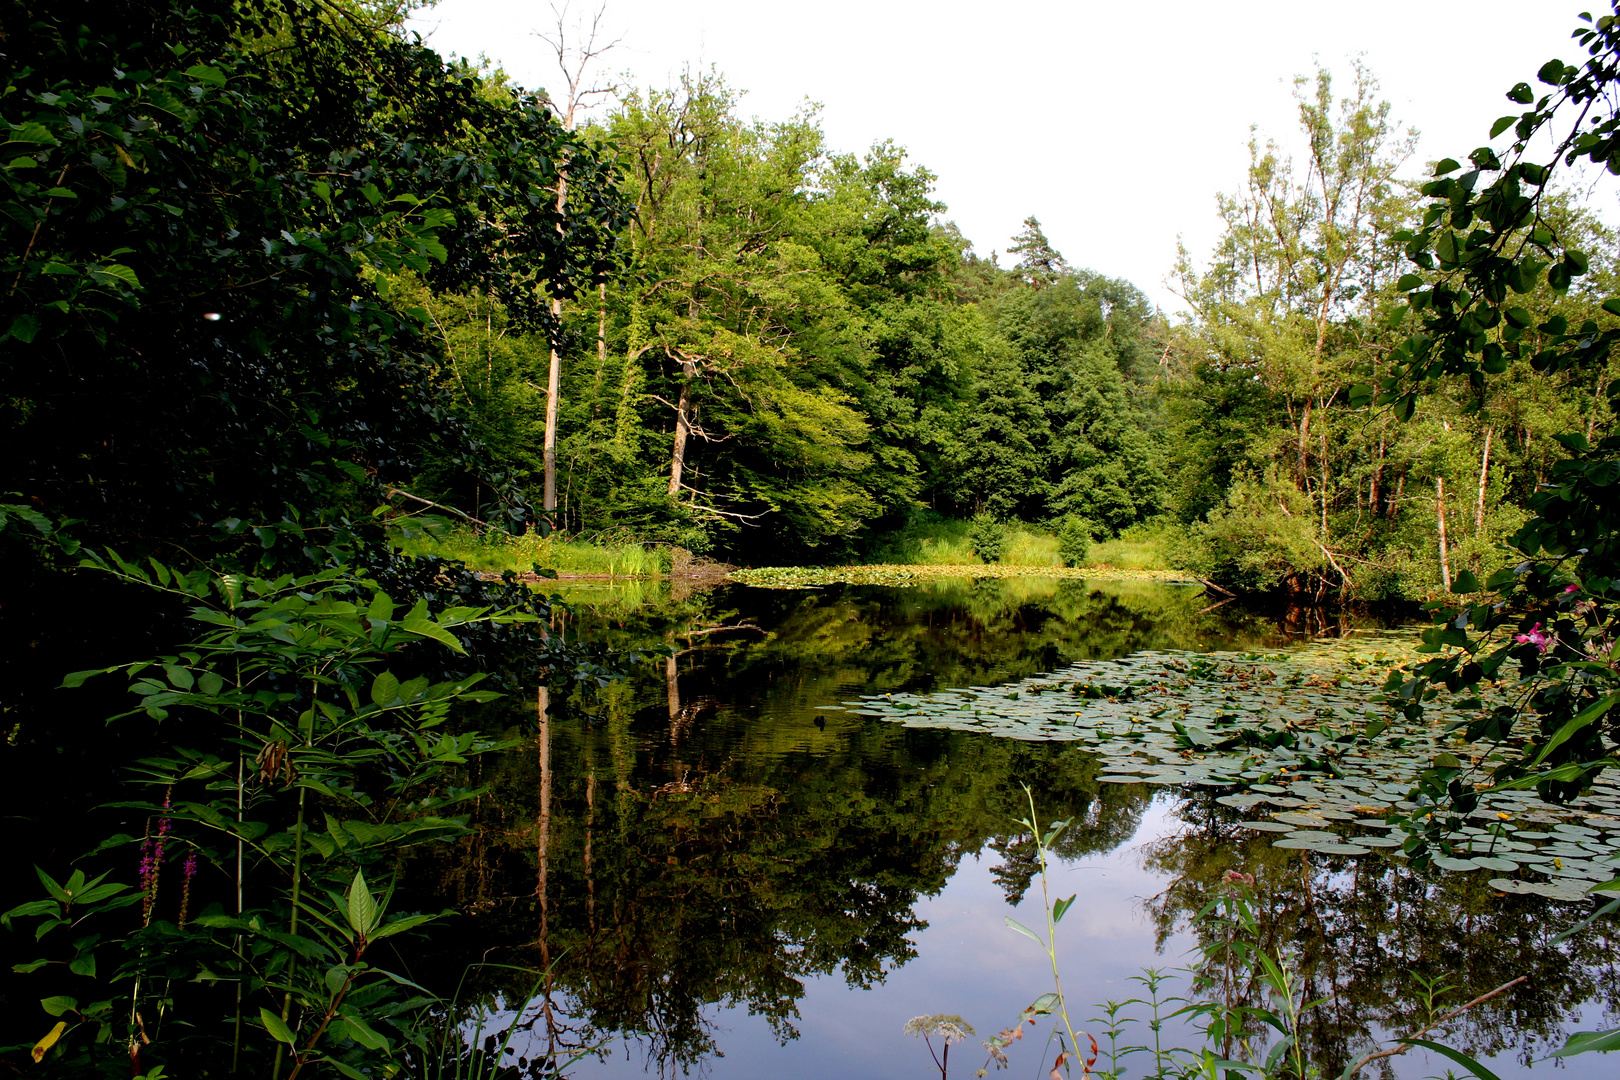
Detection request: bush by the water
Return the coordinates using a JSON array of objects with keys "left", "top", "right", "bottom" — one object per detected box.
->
[
  {"left": 969, "top": 512, "right": 1007, "bottom": 563},
  {"left": 1056, "top": 515, "right": 1093, "bottom": 567}
]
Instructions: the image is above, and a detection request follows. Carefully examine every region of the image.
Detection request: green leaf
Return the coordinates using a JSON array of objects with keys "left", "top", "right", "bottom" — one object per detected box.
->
[
  {"left": 1433, "top": 158, "right": 1461, "bottom": 176},
  {"left": 342, "top": 1014, "right": 390, "bottom": 1051},
  {"left": 1490, "top": 116, "right": 1517, "bottom": 138},
  {"left": 346, "top": 870, "right": 377, "bottom": 937},
  {"left": 1395, "top": 274, "right": 1423, "bottom": 291},
  {"left": 400, "top": 599, "right": 466, "bottom": 655},
  {"left": 1529, "top": 692, "right": 1620, "bottom": 767},
  {"left": 1024, "top": 992, "right": 1061, "bottom": 1017},
  {"left": 67, "top": 953, "right": 95, "bottom": 978},
  {"left": 7, "top": 313, "right": 41, "bottom": 343},
  {"left": 184, "top": 64, "right": 227, "bottom": 86},
  {"left": 87, "top": 264, "right": 141, "bottom": 290},
  {"left": 1053, "top": 894, "right": 1076, "bottom": 924},
  {"left": 1507, "top": 82, "right": 1535, "bottom": 104},
  {"left": 1537, "top": 59, "right": 1568, "bottom": 85},
  {"left": 260, "top": 1008, "right": 297, "bottom": 1045},
  {"left": 5, "top": 122, "right": 60, "bottom": 146},
  {"left": 370, "top": 671, "right": 400, "bottom": 707},
  {"left": 370, "top": 913, "right": 436, "bottom": 940},
  {"left": 39, "top": 996, "right": 78, "bottom": 1018},
  {"left": 1549, "top": 1027, "right": 1620, "bottom": 1057},
  {"left": 366, "top": 592, "right": 395, "bottom": 623},
  {"left": 1004, "top": 916, "right": 1044, "bottom": 945},
  {"left": 1451, "top": 569, "right": 1480, "bottom": 594},
  {"left": 1399, "top": 1039, "right": 1502, "bottom": 1080}
]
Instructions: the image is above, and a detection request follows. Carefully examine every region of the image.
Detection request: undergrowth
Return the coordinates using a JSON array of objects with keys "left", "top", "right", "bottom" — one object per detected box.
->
[{"left": 399, "top": 524, "right": 671, "bottom": 577}]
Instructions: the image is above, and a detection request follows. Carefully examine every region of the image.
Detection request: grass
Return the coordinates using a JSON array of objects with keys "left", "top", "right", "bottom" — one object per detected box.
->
[
  {"left": 1002, "top": 527, "right": 1061, "bottom": 567},
  {"left": 398, "top": 525, "right": 670, "bottom": 577},
  {"left": 863, "top": 516, "right": 1182, "bottom": 572},
  {"left": 1089, "top": 525, "right": 1178, "bottom": 572}
]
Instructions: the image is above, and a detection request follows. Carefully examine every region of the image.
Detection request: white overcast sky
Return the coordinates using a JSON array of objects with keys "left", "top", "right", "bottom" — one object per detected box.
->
[{"left": 409, "top": 0, "right": 1612, "bottom": 315}]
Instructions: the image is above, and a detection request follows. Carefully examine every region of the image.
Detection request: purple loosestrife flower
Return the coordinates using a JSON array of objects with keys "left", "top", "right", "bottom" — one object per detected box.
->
[
  {"left": 139, "top": 789, "right": 174, "bottom": 927},
  {"left": 177, "top": 852, "right": 198, "bottom": 928},
  {"left": 1515, "top": 622, "right": 1550, "bottom": 654}
]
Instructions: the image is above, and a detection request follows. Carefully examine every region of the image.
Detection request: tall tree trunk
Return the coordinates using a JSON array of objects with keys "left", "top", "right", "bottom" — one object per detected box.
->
[
  {"left": 1475, "top": 427, "right": 1492, "bottom": 531},
  {"left": 542, "top": 159, "right": 569, "bottom": 515},
  {"left": 1388, "top": 472, "right": 1404, "bottom": 521},
  {"left": 1435, "top": 476, "right": 1451, "bottom": 590},
  {"left": 1370, "top": 431, "right": 1385, "bottom": 512},
  {"left": 1319, "top": 425, "right": 1329, "bottom": 537},
  {"left": 667, "top": 359, "right": 694, "bottom": 496},
  {"left": 593, "top": 281, "right": 607, "bottom": 409},
  {"left": 1296, "top": 398, "right": 1312, "bottom": 483}
]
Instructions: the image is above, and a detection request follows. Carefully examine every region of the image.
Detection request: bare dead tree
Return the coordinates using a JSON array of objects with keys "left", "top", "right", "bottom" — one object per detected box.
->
[{"left": 535, "top": 3, "right": 620, "bottom": 519}]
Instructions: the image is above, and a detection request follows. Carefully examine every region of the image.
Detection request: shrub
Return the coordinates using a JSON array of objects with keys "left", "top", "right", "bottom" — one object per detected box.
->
[
  {"left": 968, "top": 512, "right": 1006, "bottom": 563},
  {"left": 1056, "top": 515, "right": 1093, "bottom": 567}
]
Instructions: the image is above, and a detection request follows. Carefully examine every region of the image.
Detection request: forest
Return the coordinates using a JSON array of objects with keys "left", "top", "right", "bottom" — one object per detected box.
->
[
  {"left": 391, "top": 55, "right": 1619, "bottom": 604},
  {"left": 6, "top": 0, "right": 1620, "bottom": 1077}
]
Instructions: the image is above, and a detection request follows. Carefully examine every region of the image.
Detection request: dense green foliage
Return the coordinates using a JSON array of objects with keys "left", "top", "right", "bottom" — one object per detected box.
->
[
  {"left": 0, "top": 0, "right": 628, "bottom": 1075},
  {"left": 9, "top": 0, "right": 1620, "bottom": 1074},
  {"left": 411, "top": 78, "right": 1169, "bottom": 563},
  {"left": 406, "top": 51, "right": 1619, "bottom": 605}
]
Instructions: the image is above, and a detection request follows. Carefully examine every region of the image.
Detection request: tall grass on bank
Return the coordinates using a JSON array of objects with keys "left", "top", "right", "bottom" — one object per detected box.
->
[
  {"left": 400, "top": 524, "right": 670, "bottom": 577},
  {"left": 865, "top": 516, "right": 1180, "bottom": 571}
]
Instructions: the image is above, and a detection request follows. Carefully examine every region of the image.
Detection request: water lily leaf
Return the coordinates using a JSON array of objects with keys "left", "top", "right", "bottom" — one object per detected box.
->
[
  {"left": 1433, "top": 857, "right": 1482, "bottom": 872},
  {"left": 1472, "top": 857, "right": 1520, "bottom": 872}
]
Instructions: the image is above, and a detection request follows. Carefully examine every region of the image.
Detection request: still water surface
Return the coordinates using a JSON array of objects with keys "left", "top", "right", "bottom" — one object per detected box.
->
[{"left": 409, "top": 577, "right": 1618, "bottom": 1078}]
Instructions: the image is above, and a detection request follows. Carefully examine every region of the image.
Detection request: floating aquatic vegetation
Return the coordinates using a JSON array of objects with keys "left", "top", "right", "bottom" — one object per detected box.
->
[
  {"left": 832, "top": 631, "right": 1620, "bottom": 901},
  {"left": 730, "top": 564, "right": 1200, "bottom": 589}
]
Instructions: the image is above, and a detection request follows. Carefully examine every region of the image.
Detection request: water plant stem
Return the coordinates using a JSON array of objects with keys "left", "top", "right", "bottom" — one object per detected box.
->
[{"left": 1340, "top": 975, "right": 1527, "bottom": 1078}]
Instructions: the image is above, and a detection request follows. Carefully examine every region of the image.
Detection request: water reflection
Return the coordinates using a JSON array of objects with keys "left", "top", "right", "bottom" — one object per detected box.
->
[
  {"left": 1145, "top": 796, "right": 1620, "bottom": 1075},
  {"left": 401, "top": 578, "right": 1614, "bottom": 1078}
]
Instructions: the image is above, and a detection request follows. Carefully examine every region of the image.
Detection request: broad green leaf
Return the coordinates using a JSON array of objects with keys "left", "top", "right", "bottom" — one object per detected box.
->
[
  {"left": 1052, "top": 894, "right": 1076, "bottom": 924},
  {"left": 260, "top": 1007, "right": 297, "bottom": 1045},
  {"left": 39, "top": 996, "right": 77, "bottom": 1017},
  {"left": 370, "top": 671, "right": 400, "bottom": 707},
  {"left": 183, "top": 64, "right": 227, "bottom": 86},
  {"left": 1529, "top": 693, "right": 1620, "bottom": 768},
  {"left": 342, "top": 1013, "right": 390, "bottom": 1051},
  {"left": 367, "top": 592, "right": 395, "bottom": 623},
  {"left": 400, "top": 599, "right": 465, "bottom": 654},
  {"left": 346, "top": 870, "right": 377, "bottom": 937}
]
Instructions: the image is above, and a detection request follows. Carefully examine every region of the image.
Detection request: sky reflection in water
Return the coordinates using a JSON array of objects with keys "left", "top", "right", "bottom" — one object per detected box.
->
[{"left": 418, "top": 578, "right": 1618, "bottom": 1079}]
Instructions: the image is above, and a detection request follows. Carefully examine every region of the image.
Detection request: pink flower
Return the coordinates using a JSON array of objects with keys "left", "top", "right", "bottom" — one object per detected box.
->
[
  {"left": 1565, "top": 584, "right": 1579, "bottom": 594},
  {"left": 1223, "top": 869, "right": 1255, "bottom": 887},
  {"left": 1515, "top": 622, "right": 1550, "bottom": 654}
]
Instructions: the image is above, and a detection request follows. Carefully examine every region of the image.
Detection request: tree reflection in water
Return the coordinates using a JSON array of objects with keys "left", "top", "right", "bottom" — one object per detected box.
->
[
  {"left": 1142, "top": 794, "right": 1620, "bottom": 1076},
  {"left": 396, "top": 579, "right": 1613, "bottom": 1076}
]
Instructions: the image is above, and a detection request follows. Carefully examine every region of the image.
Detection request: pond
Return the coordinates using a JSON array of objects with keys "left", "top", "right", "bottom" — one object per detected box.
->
[{"left": 401, "top": 577, "right": 1620, "bottom": 1079}]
